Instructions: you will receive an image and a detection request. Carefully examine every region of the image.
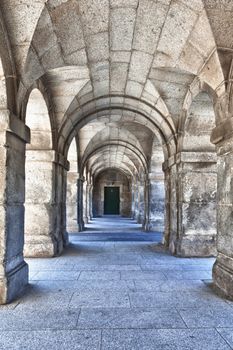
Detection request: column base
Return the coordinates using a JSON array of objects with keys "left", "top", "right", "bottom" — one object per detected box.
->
[
  {"left": 137, "top": 214, "right": 143, "bottom": 224},
  {"left": 66, "top": 221, "right": 79, "bottom": 234},
  {"left": 83, "top": 217, "right": 89, "bottom": 224},
  {"left": 62, "top": 231, "right": 69, "bottom": 247},
  {"left": 0, "top": 261, "right": 28, "bottom": 304},
  {"left": 78, "top": 221, "right": 85, "bottom": 232},
  {"left": 24, "top": 235, "right": 63, "bottom": 258},
  {"left": 175, "top": 234, "right": 217, "bottom": 257},
  {"left": 66, "top": 224, "right": 79, "bottom": 234},
  {"left": 213, "top": 255, "right": 233, "bottom": 300},
  {"left": 146, "top": 219, "right": 164, "bottom": 233}
]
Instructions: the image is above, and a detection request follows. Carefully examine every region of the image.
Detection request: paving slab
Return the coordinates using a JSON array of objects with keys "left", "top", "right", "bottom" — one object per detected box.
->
[
  {"left": 179, "top": 305, "right": 233, "bottom": 328},
  {"left": 101, "top": 329, "right": 231, "bottom": 349},
  {"left": 77, "top": 307, "right": 186, "bottom": 329},
  {"left": 0, "top": 330, "right": 101, "bottom": 350},
  {"left": 4, "top": 217, "right": 224, "bottom": 350},
  {"left": 69, "top": 291, "right": 131, "bottom": 308}
]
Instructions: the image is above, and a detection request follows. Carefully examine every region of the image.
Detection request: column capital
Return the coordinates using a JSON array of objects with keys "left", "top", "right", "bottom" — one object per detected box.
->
[
  {"left": 211, "top": 117, "right": 233, "bottom": 145},
  {"left": 77, "top": 176, "right": 85, "bottom": 182},
  {"left": 54, "top": 152, "right": 70, "bottom": 170},
  {"left": 0, "top": 110, "right": 30, "bottom": 143}
]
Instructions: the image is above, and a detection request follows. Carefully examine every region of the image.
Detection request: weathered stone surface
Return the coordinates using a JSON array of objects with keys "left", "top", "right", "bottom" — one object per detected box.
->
[
  {"left": 2, "top": 0, "right": 233, "bottom": 309},
  {"left": 212, "top": 136, "right": 233, "bottom": 299},
  {"left": 0, "top": 128, "right": 28, "bottom": 304}
]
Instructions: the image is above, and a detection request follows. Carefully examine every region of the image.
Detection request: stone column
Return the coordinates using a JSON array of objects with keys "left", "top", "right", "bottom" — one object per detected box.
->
[
  {"left": 77, "top": 177, "right": 84, "bottom": 231},
  {"left": 163, "top": 161, "right": 178, "bottom": 252},
  {"left": 85, "top": 183, "right": 91, "bottom": 222},
  {"left": 61, "top": 163, "right": 69, "bottom": 247},
  {"left": 177, "top": 152, "right": 217, "bottom": 257},
  {"left": 143, "top": 178, "right": 150, "bottom": 231},
  {"left": 66, "top": 171, "right": 79, "bottom": 233},
  {"left": 163, "top": 168, "right": 171, "bottom": 247},
  {"left": 0, "top": 114, "right": 29, "bottom": 304},
  {"left": 211, "top": 119, "right": 233, "bottom": 298},
  {"left": 165, "top": 152, "right": 217, "bottom": 257},
  {"left": 24, "top": 151, "right": 69, "bottom": 257},
  {"left": 131, "top": 178, "right": 139, "bottom": 219},
  {"left": 134, "top": 184, "right": 138, "bottom": 220},
  {"left": 131, "top": 184, "right": 135, "bottom": 219},
  {"left": 137, "top": 181, "right": 145, "bottom": 225},
  {"left": 25, "top": 150, "right": 57, "bottom": 257},
  {"left": 146, "top": 174, "right": 165, "bottom": 232},
  {"left": 83, "top": 181, "right": 88, "bottom": 224},
  {"left": 89, "top": 184, "right": 93, "bottom": 220},
  {"left": 48, "top": 153, "right": 69, "bottom": 252}
]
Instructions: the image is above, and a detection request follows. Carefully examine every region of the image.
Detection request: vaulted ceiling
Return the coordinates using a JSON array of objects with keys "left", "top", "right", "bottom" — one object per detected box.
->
[{"left": 1, "top": 0, "right": 229, "bottom": 180}]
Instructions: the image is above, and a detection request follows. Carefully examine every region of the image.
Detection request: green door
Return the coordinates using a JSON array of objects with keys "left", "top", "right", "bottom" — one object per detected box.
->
[{"left": 104, "top": 187, "right": 120, "bottom": 215}]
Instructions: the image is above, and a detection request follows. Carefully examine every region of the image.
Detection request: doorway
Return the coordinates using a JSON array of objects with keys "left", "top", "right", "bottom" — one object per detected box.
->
[{"left": 104, "top": 187, "right": 120, "bottom": 215}]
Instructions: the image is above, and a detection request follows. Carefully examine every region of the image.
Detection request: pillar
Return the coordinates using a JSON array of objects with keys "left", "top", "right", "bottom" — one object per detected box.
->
[
  {"left": 146, "top": 174, "right": 165, "bottom": 232},
  {"left": 0, "top": 114, "right": 29, "bottom": 304},
  {"left": 164, "top": 152, "right": 217, "bottom": 257},
  {"left": 143, "top": 178, "right": 150, "bottom": 231},
  {"left": 211, "top": 119, "right": 233, "bottom": 299},
  {"left": 60, "top": 161, "right": 69, "bottom": 247},
  {"left": 163, "top": 161, "right": 177, "bottom": 251},
  {"left": 66, "top": 171, "right": 79, "bottom": 233},
  {"left": 131, "top": 183, "right": 135, "bottom": 219},
  {"left": 137, "top": 181, "right": 145, "bottom": 224},
  {"left": 83, "top": 181, "right": 88, "bottom": 224},
  {"left": 24, "top": 151, "right": 69, "bottom": 257},
  {"left": 163, "top": 168, "right": 172, "bottom": 247},
  {"left": 89, "top": 184, "right": 93, "bottom": 220},
  {"left": 132, "top": 180, "right": 138, "bottom": 220},
  {"left": 85, "top": 183, "right": 91, "bottom": 222},
  {"left": 77, "top": 177, "right": 84, "bottom": 231}
]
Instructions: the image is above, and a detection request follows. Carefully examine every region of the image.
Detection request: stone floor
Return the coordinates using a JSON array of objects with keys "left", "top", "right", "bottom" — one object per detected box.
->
[{"left": 0, "top": 217, "right": 233, "bottom": 349}]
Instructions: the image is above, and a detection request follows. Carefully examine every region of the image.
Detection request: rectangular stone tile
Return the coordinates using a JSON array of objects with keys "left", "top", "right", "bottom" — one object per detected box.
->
[
  {"left": 164, "top": 270, "right": 212, "bottom": 280},
  {"left": 75, "top": 279, "right": 135, "bottom": 292},
  {"left": 129, "top": 291, "right": 229, "bottom": 308},
  {"left": 60, "top": 255, "right": 144, "bottom": 266},
  {"left": 133, "top": 280, "right": 162, "bottom": 292},
  {"left": 0, "top": 330, "right": 101, "bottom": 350},
  {"left": 160, "top": 280, "right": 210, "bottom": 293},
  {"left": 101, "top": 329, "right": 231, "bottom": 350},
  {"left": 182, "top": 263, "right": 214, "bottom": 271},
  {"left": 179, "top": 306, "right": 233, "bottom": 328},
  {"left": 0, "top": 308, "right": 80, "bottom": 331},
  {"left": 69, "top": 291, "right": 130, "bottom": 308},
  {"left": 31, "top": 280, "right": 81, "bottom": 293},
  {"left": 134, "top": 280, "right": 208, "bottom": 292},
  {"left": 26, "top": 258, "right": 59, "bottom": 267},
  {"left": 140, "top": 256, "right": 190, "bottom": 265},
  {"left": 64, "top": 242, "right": 106, "bottom": 254},
  {"left": 78, "top": 271, "right": 121, "bottom": 280},
  {"left": 29, "top": 264, "right": 75, "bottom": 272},
  {"left": 140, "top": 264, "right": 184, "bottom": 271},
  {"left": 16, "top": 291, "right": 73, "bottom": 310},
  {"left": 31, "top": 271, "right": 81, "bottom": 281},
  {"left": 121, "top": 271, "right": 166, "bottom": 281},
  {"left": 34, "top": 279, "right": 135, "bottom": 293},
  {"left": 73, "top": 264, "right": 141, "bottom": 271},
  {"left": 77, "top": 307, "right": 186, "bottom": 329}
]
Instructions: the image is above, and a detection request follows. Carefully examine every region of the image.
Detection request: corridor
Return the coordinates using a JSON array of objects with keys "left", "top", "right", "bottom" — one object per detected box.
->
[{"left": 0, "top": 217, "right": 232, "bottom": 349}]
